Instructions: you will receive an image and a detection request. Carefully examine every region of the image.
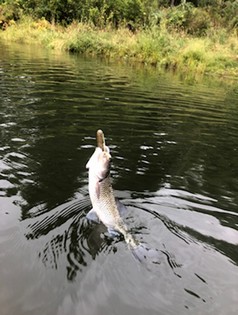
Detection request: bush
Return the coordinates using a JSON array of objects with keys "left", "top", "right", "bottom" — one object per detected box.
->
[
  {"left": 184, "top": 7, "right": 212, "bottom": 35},
  {"left": 206, "top": 0, "right": 238, "bottom": 30},
  {"left": 0, "top": 0, "right": 22, "bottom": 29},
  {"left": 93, "top": 0, "right": 146, "bottom": 28},
  {"left": 165, "top": 3, "right": 211, "bottom": 35},
  {"left": 166, "top": 4, "right": 191, "bottom": 30},
  {"left": 222, "top": 0, "right": 238, "bottom": 30},
  {"left": 3, "top": 0, "right": 146, "bottom": 28},
  {"left": 1, "top": 0, "right": 238, "bottom": 34}
]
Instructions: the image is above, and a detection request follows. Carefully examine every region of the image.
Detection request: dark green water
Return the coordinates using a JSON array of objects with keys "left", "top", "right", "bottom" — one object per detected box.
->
[{"left": 0, "top": 41, "right": 238, "bottom": 315}]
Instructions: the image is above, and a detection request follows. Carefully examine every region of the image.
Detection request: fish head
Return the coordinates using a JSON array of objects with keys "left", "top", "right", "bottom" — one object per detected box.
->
[{"left": 86, "top": 146, "right": 111, "bottom": 180}]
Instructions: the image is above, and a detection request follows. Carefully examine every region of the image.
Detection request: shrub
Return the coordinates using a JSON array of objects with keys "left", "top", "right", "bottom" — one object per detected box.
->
[
  {"left": 166, "top": 4, "right": 191, "bottom": 30},
  {"left": 0, "top": 0, "right": 22, "bottom": 29},
  {"left": 184, "top": 7, "right": 212, "bottom": 36},
  {"left": 222, "top": 0, "right": 238, "bottom": 30}
]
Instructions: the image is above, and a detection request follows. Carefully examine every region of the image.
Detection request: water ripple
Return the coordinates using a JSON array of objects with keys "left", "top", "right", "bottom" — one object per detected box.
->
[{"left": 1, "top": 42, "right": 238, "bottom": 315}]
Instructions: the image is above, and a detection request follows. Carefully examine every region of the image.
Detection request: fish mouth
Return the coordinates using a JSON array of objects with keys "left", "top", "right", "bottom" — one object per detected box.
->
[
  {"left": 97, "top": 129, "right": 106, "bottom": 151},
  {"left": 96, "top": 129, "right": 111, "bottom": 162}
]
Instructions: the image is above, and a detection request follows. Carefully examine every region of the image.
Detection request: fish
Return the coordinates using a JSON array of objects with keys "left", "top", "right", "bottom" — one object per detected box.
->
[{"left": 86, "top": 129, "right": 160, "bottom": 265}]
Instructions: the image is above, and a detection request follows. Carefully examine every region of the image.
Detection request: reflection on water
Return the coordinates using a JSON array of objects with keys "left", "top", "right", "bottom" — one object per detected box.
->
[{"left": 0, "top": 41, "right": 238, "bottom": 315}]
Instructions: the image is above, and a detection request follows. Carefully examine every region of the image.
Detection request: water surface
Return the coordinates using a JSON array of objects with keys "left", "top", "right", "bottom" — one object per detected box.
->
[{"left": 0, "top": 41, "right": 238, "bottom": 315}]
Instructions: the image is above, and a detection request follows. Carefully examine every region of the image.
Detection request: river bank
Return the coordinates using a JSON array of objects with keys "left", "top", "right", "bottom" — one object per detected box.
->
[{"left": 1, "top": 16, "right": 238, "bottom": 78}]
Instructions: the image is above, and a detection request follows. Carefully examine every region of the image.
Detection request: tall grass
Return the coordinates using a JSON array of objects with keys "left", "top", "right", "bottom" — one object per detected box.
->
[{"left": 1, "top": 15, "right": 238, "bottom": 77}]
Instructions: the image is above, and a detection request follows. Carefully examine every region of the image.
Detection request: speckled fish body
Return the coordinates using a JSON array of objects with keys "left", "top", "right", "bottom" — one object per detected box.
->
[
  {"left": 86, "top": 130, "right": 160, "bottom": 264},
  {"left": 86, "top": 144, "right": 137, "bottom": 245}
]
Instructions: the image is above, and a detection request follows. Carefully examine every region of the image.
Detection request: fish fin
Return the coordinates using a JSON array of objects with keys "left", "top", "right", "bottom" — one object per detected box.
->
[
  {"left": 130, "top": 243, "right": 161, "bottom": 265},
  {"left": 106, "top": 227, "right": 120, "bottom": 237},
  {"left": 115, "top": 198, "right": 127, "bottom": 217},
  {"left": 86, "top": 208, "right": 100, "bottom": 223},
  {"left": 96, "top": 181, "right": 100, "bottom": 199}
]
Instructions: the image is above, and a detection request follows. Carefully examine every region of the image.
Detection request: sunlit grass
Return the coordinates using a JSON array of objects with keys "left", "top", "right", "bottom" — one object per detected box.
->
[{"left": 1, "top": 16, "right": 238, "bottom": 77}]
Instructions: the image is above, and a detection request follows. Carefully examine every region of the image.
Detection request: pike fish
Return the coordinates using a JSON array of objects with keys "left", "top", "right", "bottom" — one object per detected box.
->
[{"left": 86, "top": 129, "right": 160, "bottom": 264}]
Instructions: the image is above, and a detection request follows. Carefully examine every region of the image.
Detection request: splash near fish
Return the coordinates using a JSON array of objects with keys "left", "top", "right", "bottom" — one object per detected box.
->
[{"left": 86, "top": 129, "right": 160, "bottom": 265}]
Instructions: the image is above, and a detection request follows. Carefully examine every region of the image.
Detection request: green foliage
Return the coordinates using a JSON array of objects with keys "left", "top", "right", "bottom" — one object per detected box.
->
[
  {"left": 163, "top": 3, "right": 211, "bottom": 35},
  {"left": 0, "top": 0, "right": 22, "bottom": 29},
  {"left": 199, "top": 1, "right": 238, "bottom": 30},
  {"left": 166, "top": 3, "right": 192, "bottom": 29},
  {"left": 0, "top": 0, "right": 147, "bottom": 27},
  {"left": 1, "top": 0, "right": 238, "bottom": 32},
  {"left": 221, "top": 0, "right": 238, "bottom": 29},
  {"left": 1, "top": 15, "right": 238, "bottom": 77},
  {"left": 183, "top": 7, "right": 212, "bottom": 35},
  {"left": 81, "top": 0, "right": 146, "bottom": 28}
]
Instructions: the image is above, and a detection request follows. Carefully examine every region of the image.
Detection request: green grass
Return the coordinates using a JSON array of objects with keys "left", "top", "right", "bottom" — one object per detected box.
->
[{"left": 1, "top": 16, "right": 238, "bottom": 78}]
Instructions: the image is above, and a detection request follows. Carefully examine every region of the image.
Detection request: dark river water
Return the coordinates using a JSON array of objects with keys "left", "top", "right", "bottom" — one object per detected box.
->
[{"left": 0, "top": 41, "right": 238, "bottom": 315}]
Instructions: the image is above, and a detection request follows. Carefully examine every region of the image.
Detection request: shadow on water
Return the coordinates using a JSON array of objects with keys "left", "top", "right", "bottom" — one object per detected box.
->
[
  {"left": 23, "top": 194, "right": 179, "bottom": 279},
  {"left": 23, "top": 196, "right": 105, "bottom": 279},
  {"left": 22, "top": 183, "right": 238, "bottom": 283}
]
